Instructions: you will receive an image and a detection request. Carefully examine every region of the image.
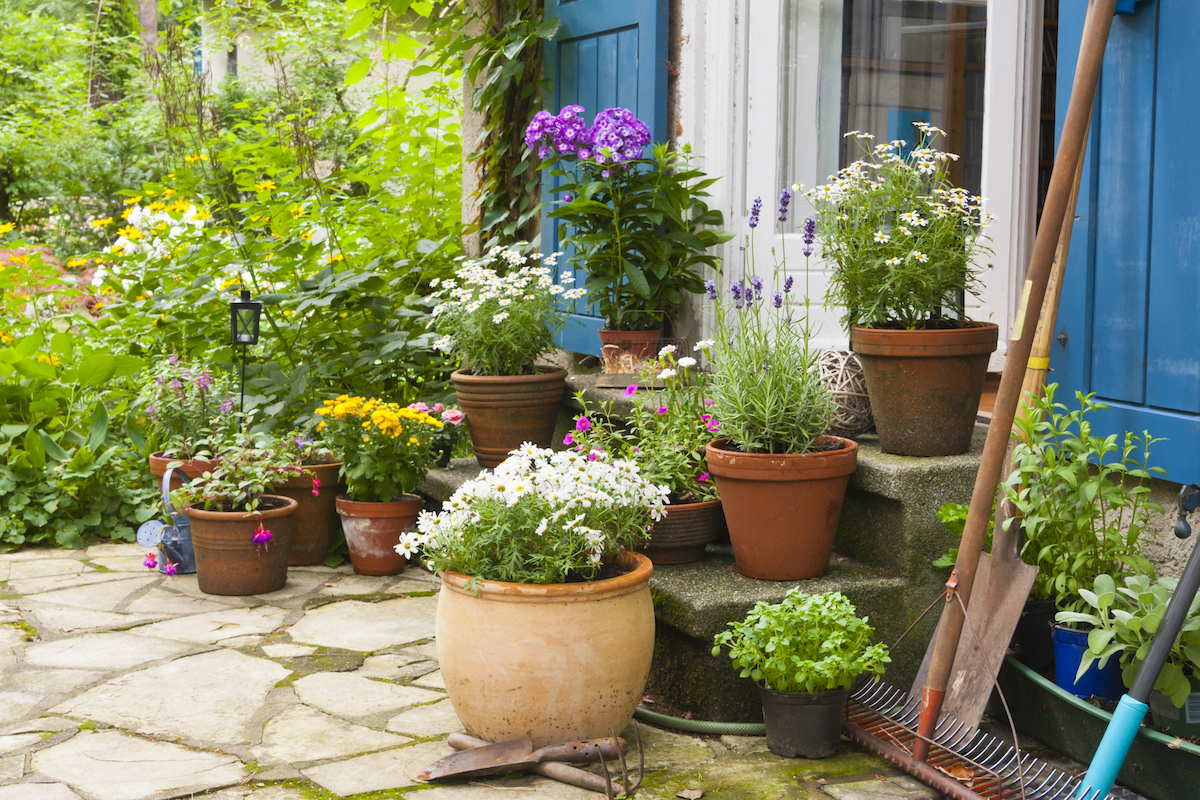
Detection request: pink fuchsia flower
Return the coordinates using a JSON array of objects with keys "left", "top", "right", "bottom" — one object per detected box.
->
[
  {"left": 698, "top": 473, "right": 710, "bottom": 482},
  {"left": 253, "top": 523, "right": 274, "bottom": 554},
  {"left": 163, "top": 560, "right": 178, "bottom": 577},
  {"left": 704, "top": 399, "right": 715, "bottom": 406},
  {"left": 432, "top": 402, "right": 444, "bottom": 413},
  {"left": 624, "top": 384, "right": 638, "bottom": 397},
  {"left": 563, "top": 432, "right": 575, "bottom": 446},
  {"left": 143, "top": 552, "right": 158, "bottom": 569},
  {"left": 575, "top": 417, "right": 591, "bottom": 432},
  {"left": 656, "top": 407, "right": 669, "bottom": 415},
  {"left": 408, "top": 401, "right": 430, "bottom": 413},
  {"left": 441, "top": 408, "right": 465, "bottom": 425},
  {"left": 312, "top": 477, "right": 321, "bottom": 497}
]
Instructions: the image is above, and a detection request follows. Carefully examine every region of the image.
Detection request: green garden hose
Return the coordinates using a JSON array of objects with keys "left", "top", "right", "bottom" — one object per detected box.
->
[{"left": 634, "top": 705, "right": 765, "bottom": 736}]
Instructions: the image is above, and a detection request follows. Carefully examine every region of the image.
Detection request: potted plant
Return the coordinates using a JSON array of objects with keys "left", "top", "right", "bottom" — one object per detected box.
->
[
  {"left": 705, "top": 203, "right": 856, "bottom": 581},
  {"left": 806, "top": 124, "right": 997, "bottom": 456},
  {"left": 1061, "top": 574, "right": 1200, "bottom": 736},
  {"left": 315, "top": 395, "right": 443, "bottom": 575},
  {"left": 399, "top": 444, "right": 670, "bottom": 747},
  {"left": 405, "top": 400, "right": 465, "bottom": 467},
  {"left": 168, "top": 432, "right": 302, "bottom": 596},
  {"left": 712, "top": 590, "right": 890, "bottom": 758},
  {"left": 571, "top": 346, "right": 724, "bottom": 564},
  {"left": 1004, "top": 385, "right": 1162, "bottom": 693},
  {"left": 268, "top": 432, "right": 343, "bottom": 567},
  {"left": 140, "top": 356, "right": 236, "bottom": 490},
  {"left": 428, "top": 244, "right": 578, "bottom": 467},
  {"left": 527, "top": 105, "right": 733, "bottom": 352}
]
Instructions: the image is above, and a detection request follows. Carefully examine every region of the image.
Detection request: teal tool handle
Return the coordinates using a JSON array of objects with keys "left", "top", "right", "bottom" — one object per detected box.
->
[{"left": 1074, "top": 695, "right": 1147, "bottom": 799}]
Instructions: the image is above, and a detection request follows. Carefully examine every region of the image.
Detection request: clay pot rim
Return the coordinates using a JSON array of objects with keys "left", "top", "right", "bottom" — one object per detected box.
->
[
  {"left": 663, "top": 497, "right": 723, "bottom": 510},
  {"left": 850, "top": 322, "right": 999, "bottom": 357},
  {"left": 148, "top": 450, "right": 218, "bottom": 466},
  {"left": 335, "top": 493, "right": 422, "bottom": 517},
  {"left": 598, "top": 327, "right": 663, "bottom": 337},
  {"left": 440, "top": 551, "right": 653, "bottom": 603},
  {"left": 183, "top": 494, "right": 298, "bottom": 521},
  {"left": 705, "top": 437, "right": 858, "bottom": 482},
  {"left": 450, "top": 367, "right": 569, "bottom": 383}
]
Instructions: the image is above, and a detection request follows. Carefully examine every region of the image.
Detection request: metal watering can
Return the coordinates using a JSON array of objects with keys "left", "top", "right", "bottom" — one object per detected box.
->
[{"left": 134, "top": 466, "right": 198, "bottom": 575}]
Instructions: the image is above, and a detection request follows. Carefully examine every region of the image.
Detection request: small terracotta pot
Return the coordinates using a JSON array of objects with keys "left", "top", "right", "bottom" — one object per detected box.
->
[
  {"left": 635, "top": 498, "right": 726, "bottom": 564},
  {"left": 437, "top": 552, "right": 655, "bottom": 748},
  {"left": 451, "top": 368, "right": 568, "bottom": 468},
  {"left": 598, "top": 327, "right": 664, "bottom": 362},
  {"left": 149, "top": 451, "right": 218, "bottom": 494},
  {"left": 185, "top": 495, "right": 295, "bottom": 596},
  {"left": 334, "top": 494, "right": 420, "bottom": 576},
  {"left": 706, "top": 437, "right": 858, "bottom": 581},
  {"left": 851, "top": 323, "right": 998, "bottom": 456},
  {"left": 272, "top": 461, "right": 345, "bottom": 566}
]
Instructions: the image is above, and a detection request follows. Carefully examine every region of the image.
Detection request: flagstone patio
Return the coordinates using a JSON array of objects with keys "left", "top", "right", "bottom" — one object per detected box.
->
[{"left": 0, "top": 542, "right": 945, "bottom": 799}]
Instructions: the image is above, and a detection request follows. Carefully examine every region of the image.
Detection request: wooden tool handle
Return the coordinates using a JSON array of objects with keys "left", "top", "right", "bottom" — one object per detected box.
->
[
  {"left": 448, "top": 733, "right": 611, "bottom": 794},
  {"left": 534, "top": 737, "right": 627, "bottom": 763}
]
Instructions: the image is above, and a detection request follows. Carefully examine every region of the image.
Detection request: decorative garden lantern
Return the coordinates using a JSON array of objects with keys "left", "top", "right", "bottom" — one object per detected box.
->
[{"left": 230, "top": 289, "right": 262, "bottom": 415}]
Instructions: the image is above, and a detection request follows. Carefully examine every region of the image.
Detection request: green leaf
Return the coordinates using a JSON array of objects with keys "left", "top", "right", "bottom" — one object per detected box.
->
[
  {"left": 535, "top": 16, "right": 562, "bottom": 39},
  {"left": 12, "top": 358, "right": 55, "bottom": 381},
  {"left": 23, "top": 429, "right": 45, "bottom": 470},
  {"left": 38, "top": 430, "right": 69, "bottom": 462},
  {"left": 85, "top": 403, "right": 109, "bottom": 452},
  {"left": 77, "top": 354, "right": 116, "bottom": 386},
  {"left": 344, "top": 56, "right": 374, "bottom": 86}
]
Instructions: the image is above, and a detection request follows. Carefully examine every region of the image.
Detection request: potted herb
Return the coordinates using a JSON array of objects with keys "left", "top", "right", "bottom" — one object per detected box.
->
[
  {"left": 713, "top": 590, "right": 890, "bottom": 758},
  {"left": 527, "top": 105, "right": 733, "bottom": 350},
  {"left": 572, "top": 345, "right": 723, "bottom": 564},
  {"left": 399, "top": 445, "right": 669, "bottom": 747},
  {"left": 1004, "top": 385, "right": 1162, "bottom": 694},
  {"left": 429, "top": 244, "right": 579, "bottom": 467},
  {"left": 806, "top": 124, "right": 997, "bottom": 456},
  {"left": 1060, "top": 574, "right": 1200, "bottom": 736},
  {"left": 140, "top": 356, "right": 236, "bottom": 490},
  {"left": 315, "top": 395, "right": 443, "bottom": 575},
  {"left": 268, "top": 432, "right": 344, "bottom": 567},
  {"left": 169, "top": 432, "right": 303, "bottom": 596},
  {"left": 705, "top": 202, "right": 855, "bottom": 581}
]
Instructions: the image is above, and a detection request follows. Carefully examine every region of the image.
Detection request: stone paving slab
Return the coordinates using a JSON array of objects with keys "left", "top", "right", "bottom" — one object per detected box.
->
[
  {"left": 22, "top": 576, "right": 156, "bottom": 611},
  {"left": 130, "top": 606, "right": 288, "bottom": 644},
  {"left": 301, "top": 739, "right": 452, "bottom": 796},
  {"left": 249, "top": 703, "right": 408, "bottom": 765},
  {"left": 385, "top": 698, "right": 464, "bottom": 737},
  {"left": 293, "top": 672, "right": 444, "bottom": 719},
  {"left": 287, "top": 596, "right": 437, "bottom": 652},
  {"left": 0, "top": 783, "right": 83, "bottom": 800},
  {"left": 6, "top": 560, "right": 85, "bottom": 580},
  {"left": 0, "top": 755, "right": 22, "bottom": 783},
  {"left": 126, "top": 587, "right": 231, "bottom": 616},
  {"left": 22, "top": 631, "right": 194, "bottom": 672},
  {"left": 23, "top": 605, "right": 164, "bottom": 635}
]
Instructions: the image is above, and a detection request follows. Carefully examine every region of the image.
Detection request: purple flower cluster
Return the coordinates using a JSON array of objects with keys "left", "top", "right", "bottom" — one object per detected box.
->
[
  {"left": 778, "top": 188, "right": 792, "bottom": 224},
  {"left": 748, "top": 197, "right": 762, "bottom": 229},
  {"left": 525, "top": 106, "right": 651, "bottom": 173},
  {"left": 802, "top": 215, "right": 816, "bottom": 257},
  {"left": 705, "top": 279, "right": 718, "bottom": 300}
]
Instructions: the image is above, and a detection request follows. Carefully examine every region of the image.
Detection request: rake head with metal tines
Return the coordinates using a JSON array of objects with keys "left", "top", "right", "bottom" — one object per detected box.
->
[
  {"left": 843, "top": 681, "right": 1118, "bottom": 800},
  {"left": 597, "top": 723, "right": 644, "bottom": 799}
]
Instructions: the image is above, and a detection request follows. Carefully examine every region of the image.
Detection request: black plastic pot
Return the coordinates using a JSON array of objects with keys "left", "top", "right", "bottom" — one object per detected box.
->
[
  {"left": 757, "top": 682, "right": 847, "bottom": 758},
  {"left": 1016, "top": 598, "right": 1057, "bottom": 671}
]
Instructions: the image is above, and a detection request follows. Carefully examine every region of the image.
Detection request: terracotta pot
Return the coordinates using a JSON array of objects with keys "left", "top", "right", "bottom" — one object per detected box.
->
[
  {"left": 706, "top": 437, "right": 858, "bottom": 581},
  {"left": 451, "top": 368, "right": 568, "bottom": 468},
  {"left": 598, "top": 327, "right": 664, "bottom": 362},
  {"left": 272, "top": 461, "right": 345, "bottom": 566},
  {"left": 635, "top": 498, "right": 726, "bottom": 564},
  {"left": 851, "top": 323, "right": 998, "bottom": 456},
  {"left": 185, "top": 495, "right": 295, "bottom": 596},
  {"left": 149, "top": 451, "right": 218, "bottom": 494},
  {"left": 437, "top": 552, "right": 655, "bottom": 748},
  {"left": 334, "top": 494, "right": 420, "bottom": 576}
]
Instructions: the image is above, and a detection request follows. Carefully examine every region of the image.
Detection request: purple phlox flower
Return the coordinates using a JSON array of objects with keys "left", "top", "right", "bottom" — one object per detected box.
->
[
  {"left": 575, "top": 416, "right": 591, "bottom": 432},
  {"left": 698, "top": 472, "right": 710, "bottom": 483},
  {"left": 705, "top": 278, "right": 718, "bottom": 300},
  {"left": 624, "top": 384, "right": 638, "bottom": 397},
  {"left": 219, "top": 396, "right": 234, "bottom": 413},
  {"left": 586, "top": 108, "right": 651, "bottom": 167},
  {"left": 163, "top": 560, "right": 178, "bottom": 577},
  {"left": 748, "top": 196, "right": 762, "bottom": 229},
  {"left": 773, "top": 291, "right": 783, "bottom": 309},
  {"left": 253, "top": 523, "right": 273, "bottom": 554},
  {"left": 563, "top": 432, "right": 576, "bottom": 446},
  {"left": 168, "top": 379, "right": 182, "bottom": 390},
  {"left": 778, "top": 188, "right": 792, "bottom": 223},
  {"left": 783, "top": 275, "right": 794, "bottom": 295},
  {"left": 143, "top": 551, "right": 158, "bottom": 569},
  {"left": 751, "top": 275, "right": 764, "bottom": 300},
  {"left": 525, "top": 105, "right": 595, "bottom": 159},
  {"left": 656, "top": 406, "right": 669, "bottom": 415}
]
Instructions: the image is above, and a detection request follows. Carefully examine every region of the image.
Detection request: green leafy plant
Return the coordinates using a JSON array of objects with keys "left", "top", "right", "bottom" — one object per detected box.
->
[
  {"left": 570, "top": 346, "right": 718, "bottom": 503},
  {"left": 170, "top": 432, "right": 308, "bottom": 513},
  {"left": 401, "top": 444, "right": 669, "bottom": 584},
  {"left": 140, "top": 357, "right": 236, "bottom": 459},
  {"left": 805, "top": 124, "right": 993, "bottom": 330},
  {"left": 1004, "top": 384, "right": 1162, "bottom": 609},
  {"left": 1057, "top": 574, "right": 1200, "bottom": 708},
  {"left": 314, "top": 395, "right": 443, "bottom": 503},
  {"left": 712, "top": 590, "right": 891, "bottom": 694},
  {"left": 931, "top": 501, "right": 995, "bottom": 569},
  {"left": 707, "top": 206, "right": 834, "bottom": 454},
  {"left": 427, "top": 244, "right": 580, "bottom": 376}
]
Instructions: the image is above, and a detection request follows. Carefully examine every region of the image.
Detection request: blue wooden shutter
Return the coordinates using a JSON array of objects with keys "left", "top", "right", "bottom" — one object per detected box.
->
[
  {"left": 541, "top": 0, "right": 669, "bottom": 355},
  {"left": 1053, "top": 0, "right": 1200, "bottom": 485}
]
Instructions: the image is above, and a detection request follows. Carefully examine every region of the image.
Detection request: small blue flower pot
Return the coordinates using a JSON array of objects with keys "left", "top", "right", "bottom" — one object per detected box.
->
[{"left": 1053, "top": 624, "right": 1124, "bottom": 701}]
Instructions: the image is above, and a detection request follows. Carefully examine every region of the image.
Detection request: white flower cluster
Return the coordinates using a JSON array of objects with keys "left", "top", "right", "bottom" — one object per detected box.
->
[
  {"left": 397, "top": 444, "right": 669, "bottom": 566},
  {"left": 113, "top": 202, "right": 207, "bottom": 258}
]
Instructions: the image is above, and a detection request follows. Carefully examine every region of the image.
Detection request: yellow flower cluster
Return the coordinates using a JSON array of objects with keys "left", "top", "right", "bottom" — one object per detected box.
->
[
  {"left": 0, "top": 222, "right": 15, "bottom": 235},
  {"left": 315, "top": 396, "right": 443, "bottom": 439},
  {"left": 35, "top": 354, "right": 61, "bottom": 366}
]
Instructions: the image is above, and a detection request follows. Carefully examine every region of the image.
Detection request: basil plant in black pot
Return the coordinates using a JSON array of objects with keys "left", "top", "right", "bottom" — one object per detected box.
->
[{"left": 713, "top": 589, "right": 890, "bottom": 758}]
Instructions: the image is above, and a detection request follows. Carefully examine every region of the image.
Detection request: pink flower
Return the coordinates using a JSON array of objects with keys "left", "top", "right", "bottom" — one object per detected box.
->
[
  {"left": 656, "top": 406, "right": 668, "bottom": 415},
  {"left": 706, "top": 418, "right": 721, "bottom": 433},
  {"left": 312, "top": 477, "right": 321, "bottom": 497},
  {"left": 624, "top": 385, "right": 638, "bottom": 397},
  {"left": 698, "top": 473, "right": 710, "bottom": 482},
  {"left": 441, "top": 408, "right": 464, "bottom": 425},
  {"left": 563, "top": 432, "right": 575, "bottom": 446},
  {"left": 253, "top": 523, "right": 274, "bottom": 554},
  {"left": 704, "top": 399, "right": 715, "bottom": 406},
  {"left": 143, "top": 552, "right": 158, "bottom": 569},
  {"left": 588, "top": 450, "right": 601, "bottom": 461},
  {"left": 408, "top": 401, "right": 430, "bottom": 413},
  {"left": 163, "top": 560, "right": 178, "bottom": 577},
  {"left": 432, "top": 402, "right": 444, "bottom": 413},
  {"left": 575, "top": 417, "right": 591, "bottom": 432}
]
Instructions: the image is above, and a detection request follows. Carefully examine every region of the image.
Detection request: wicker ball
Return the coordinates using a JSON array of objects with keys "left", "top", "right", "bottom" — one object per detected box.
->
[{"left": 819, "top": 349, "right": 874, "bottom": 438}]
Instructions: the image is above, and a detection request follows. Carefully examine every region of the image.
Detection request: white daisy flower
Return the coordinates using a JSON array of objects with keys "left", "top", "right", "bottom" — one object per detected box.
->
[{"left": 493, "top": 312, "right": 510, "bottom": 323}]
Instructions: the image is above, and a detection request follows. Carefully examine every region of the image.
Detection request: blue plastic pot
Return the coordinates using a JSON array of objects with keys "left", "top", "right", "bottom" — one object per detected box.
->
[{"left": 1053, "top": 624, "right": 1124, "bottom": 701}]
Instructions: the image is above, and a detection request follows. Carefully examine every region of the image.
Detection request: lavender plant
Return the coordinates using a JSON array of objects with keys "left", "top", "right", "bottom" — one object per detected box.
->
[
  {"left": 707, "top": 196, "right": 835, "bottom": 454},
  {"left": 140, "top": 357, "right": 236, "bottom": 459}
]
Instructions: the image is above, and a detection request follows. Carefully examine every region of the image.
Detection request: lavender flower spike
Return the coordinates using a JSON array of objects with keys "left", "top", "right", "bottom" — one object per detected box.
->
[
  {"left": 802, "top": 215, "right": 817, "bottom": 246},
  {"left": 773, "top": 291, "right": 783, "bottom": 309},
  {"left": 748, "top": 197, "right": 762, "bottom": 229},
  {"left": 751, "top": 275, "right": 764, "bottom": 300},
  {"left": 778, "top": 188, "right": 792, "bottom": 223},
  {"left": 783, "top": 275, "right": 794, "bottom": 295},
  {"left": 705, "top": 278, "right": 718, "bottom": 299}
]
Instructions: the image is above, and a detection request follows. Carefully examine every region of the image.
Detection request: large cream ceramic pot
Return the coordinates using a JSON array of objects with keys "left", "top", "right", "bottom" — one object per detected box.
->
[{"left": 436, "top": 552, "right": 655, "bottom": 748}]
